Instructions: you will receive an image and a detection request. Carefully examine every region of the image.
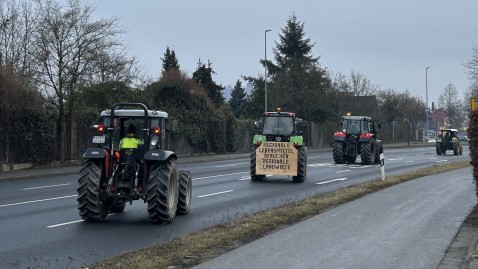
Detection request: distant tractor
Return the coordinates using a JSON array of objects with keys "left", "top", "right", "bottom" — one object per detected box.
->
[
  {"left": 435, "top": 128, "right": 463, "bottom": 155},
  {"left": 77, "top": 103, "right": 192, "bottom": 223},
  {"left": 250, "top": 108, "right": 307, "bottom": 183},
  {"left": 332, "top": 115, "right": 383, "bottom": 165}
]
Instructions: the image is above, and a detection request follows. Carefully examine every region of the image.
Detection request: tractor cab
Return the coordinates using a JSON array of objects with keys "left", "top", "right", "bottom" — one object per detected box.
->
[{"left": 257, "top": 108, "right": 299, "bottom": 143}]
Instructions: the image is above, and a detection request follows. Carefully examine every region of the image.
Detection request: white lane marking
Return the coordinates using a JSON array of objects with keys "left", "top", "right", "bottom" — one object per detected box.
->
[
  {"left": 308, "top": 156, "right": 321, "bottom": 159},
  {"left": 215, "top": 164, "right": 238, "bottom": 168},
  {"left": 308, "top": 163, "right": 334, "bottom": 167},
  {"left": 316, "top": 177, "right": 348, "bottom": 185},
  {"left": 193, "top": 172, "right": 247, "bottom": 181},
  {"left": 22, "top": 183, "right": 71, "bottom": 191},
  {"left": 197, "top": 190, "right": 234, "bottom": 198},
  {"left": 436, "top": 160, "right": 448, "bottom": 163},
  {"left": 405, "top": 161, "right": 415, "bottom": 163},
  {"left": 238, "top": 176, "right": 250, "bottom": 181},
  {"left": 388, "top": 158, "right": 404, "bottom": 161},
  {"left": 47, "top": 213, "right": 117, "bottom": 228},
  {"left": 336, "top": 170, "right": 351, "bottom": 174},
  {"left": 47, "top": 220, "right": 84, "bottom": 228},
  {"left": 0, "top": 195, "right": 76, "bottom": 208}
]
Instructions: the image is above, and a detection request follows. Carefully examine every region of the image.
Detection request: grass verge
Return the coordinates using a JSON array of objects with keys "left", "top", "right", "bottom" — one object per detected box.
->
[{"left": 86, "top": 160, "right": 471, "bottom": 269}]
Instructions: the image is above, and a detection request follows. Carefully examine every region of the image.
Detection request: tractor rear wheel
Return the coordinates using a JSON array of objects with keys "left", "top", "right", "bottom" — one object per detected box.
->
[
  {"left": 360, "top": 141, "right": 375, "bottom": 165},
  {"left": 77, "top": 160, "right": 109, "bottom": 222},
  {"left": 250, "top": 145, "right": 265, "bottom": 181},
  {"left": 177, "top": 170, "right": 192, "bottom": 215},
  {"left": 293, "top": 145, "right": 307, "bottom": 183},
  {"left": 333, "top": 141, "right": 345, "bottom": 164},
  {"left": 453, "top": 143, "right": 459, "bottom": 155},
  {"left": 147, "top": 158, "right": 179, "bottom": 224}
]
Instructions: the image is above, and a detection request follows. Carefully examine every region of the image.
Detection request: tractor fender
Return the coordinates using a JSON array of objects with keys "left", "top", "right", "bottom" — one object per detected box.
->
[
  {"left": 144, "top": 149, "right": 177, "bottom": 161},
  {"left": 82, "top": 148, "right": 106, "bottom": 159},
  {"left": 333, "top": 136, "right": 346, "bottom": 142},
  {"left": 358, "top": 136, "right": 374, "bottom": 143}
]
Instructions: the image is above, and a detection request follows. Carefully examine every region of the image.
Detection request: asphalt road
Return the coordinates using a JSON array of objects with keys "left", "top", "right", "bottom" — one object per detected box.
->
[{"left": 0, "top": 145, "right": 470, "bottom": 268}]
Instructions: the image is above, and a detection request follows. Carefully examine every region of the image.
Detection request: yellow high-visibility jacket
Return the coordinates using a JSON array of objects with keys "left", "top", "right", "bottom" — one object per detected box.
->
[{"left": 119, "top": 134, "right": 144, "bottom": 150}]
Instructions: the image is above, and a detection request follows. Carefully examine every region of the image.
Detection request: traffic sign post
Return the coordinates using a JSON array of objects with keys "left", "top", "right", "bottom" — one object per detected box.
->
[{"left": 380, "top": 153, "right": 385, "bottom": 180}]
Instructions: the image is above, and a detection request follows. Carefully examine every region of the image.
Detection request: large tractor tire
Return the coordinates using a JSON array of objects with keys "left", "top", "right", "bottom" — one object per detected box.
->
[
  {"left": 374, "top": 143, "right": 384, "bottom": 164},
  {"left": 250, "top": 145, "right": 265, "bottom": 181},
  {"left": 332, "top": 141, "right": 345, "bottom": 164},
  {"left": 293, "top": 145, "right": 307, "bottom": 183},
  {"left": 147, "top": 158, "right": 179, "bottom": 224},
  {"left": 360, "top": 141, "right": 375, "bottom": 165},
  {"left": 453, "top": 143, "right": 459, "bottom": 156},
  {"left": 77, "top": 160, "right": 109, "bottom": 222},
  {"left": 436, "top": 143, "right": 443, "bottom": 155},
  {"left": 177, "top": 170, "right": 192, "bottom": 215}
]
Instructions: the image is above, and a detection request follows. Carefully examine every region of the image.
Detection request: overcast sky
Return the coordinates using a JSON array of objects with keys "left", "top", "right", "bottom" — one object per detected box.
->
[{"left": 83, "top": 0, "right": 478, "bottom": 107}]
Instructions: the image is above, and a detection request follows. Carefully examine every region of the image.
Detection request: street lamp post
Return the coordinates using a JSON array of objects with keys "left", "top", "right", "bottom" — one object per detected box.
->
[
  {"left": 264, "top": 29, "right": 271, "bottom": 112},
  {"left": 426, "top": 66, "right": 430, "bottom": 140}
]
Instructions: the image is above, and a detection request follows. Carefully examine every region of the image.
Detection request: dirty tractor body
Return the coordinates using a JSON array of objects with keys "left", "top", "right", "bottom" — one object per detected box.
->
[{"left": 77, "top": 103, "right": 192, "bottom": 223}]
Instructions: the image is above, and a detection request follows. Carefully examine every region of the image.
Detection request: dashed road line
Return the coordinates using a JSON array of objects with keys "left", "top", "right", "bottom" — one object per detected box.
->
[
  {"left": 0, "top": 195, "right": 76, "bottom": 208},
  {"left": 316, "top": 177, "right": 348, "bottom": 185},
  {"left": 197, "top": 190, "right": 234, "bottom": 198},
  {"left": 22, "top": 183, "right": 71, "bottom": 191}
]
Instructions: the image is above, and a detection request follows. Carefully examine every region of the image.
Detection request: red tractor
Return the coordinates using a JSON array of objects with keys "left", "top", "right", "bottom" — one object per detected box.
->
[{"left": 332, "top": 115, "right": 383, "bottom": 165}]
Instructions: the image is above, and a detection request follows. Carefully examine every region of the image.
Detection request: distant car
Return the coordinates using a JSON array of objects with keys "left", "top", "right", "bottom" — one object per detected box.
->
[
  {"left": 458, "top": 132, "right": 469, "bottom": 142},
  {"left": 428, "top": 137, "right": 436, "bottom": 143}
]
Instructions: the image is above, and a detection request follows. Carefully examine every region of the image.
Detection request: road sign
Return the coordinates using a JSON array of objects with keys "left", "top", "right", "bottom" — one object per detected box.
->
[
  {"left": 471, "top": 98, "right": 478, "bottom": 111},
  {"left": 392, "top": 120, "right": 397, "bottom": 126}
]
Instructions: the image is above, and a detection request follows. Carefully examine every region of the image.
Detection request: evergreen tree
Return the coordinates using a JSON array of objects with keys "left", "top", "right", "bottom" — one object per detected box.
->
[
  {"left": 273, "top": 13, "right": 319, "bottom": 73},
  {"left": 267, "top": 13, "right": 329, "bottom": 123},
  {"left": 193, "top": 59, "right": 224, "bottom": 106},
  {"left": 161, "top": 47, "right": 180, "bottom": 73},
  {"left": 229, "top": 79, "right": 247, "bottom": 118}
]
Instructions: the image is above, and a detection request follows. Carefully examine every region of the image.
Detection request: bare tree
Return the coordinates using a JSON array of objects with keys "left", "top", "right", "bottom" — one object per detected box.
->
[
  {"left": 465, "top": 42, "right": 478, "bottom": 82},
  {"left": 350, "top": 70, "right": 379, "bottom": 96},
  {"left": 0, "top": 0, "right": 39, "bottom": 85},
  {"left": 438, "top": 83, "right": 464, "bottom": 128},
  {"left": 32, "top": 0, "right": 126, "bottom": 161}
]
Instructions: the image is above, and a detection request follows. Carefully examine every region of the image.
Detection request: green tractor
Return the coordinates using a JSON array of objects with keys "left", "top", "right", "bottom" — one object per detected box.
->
[
  {"left": 77, "top": 103, "right": 192, "bottom": 223},
  {"left": 435, "top": 128, "right": 463, "bottom": 155},
  {"left": 250, "top": 108, "right": 307, "bottom": 183},
  {"left": 332, "top": 115, "right": 383, "bottom": 165}
]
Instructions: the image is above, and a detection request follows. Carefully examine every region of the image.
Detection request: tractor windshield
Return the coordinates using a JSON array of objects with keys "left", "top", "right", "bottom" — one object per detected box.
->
[
  {"left": 342, "top": 119, "right": 366, "bottom": 134},
  {"left": 262, "top": 116, "right": 294, "bottom": 135}
]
